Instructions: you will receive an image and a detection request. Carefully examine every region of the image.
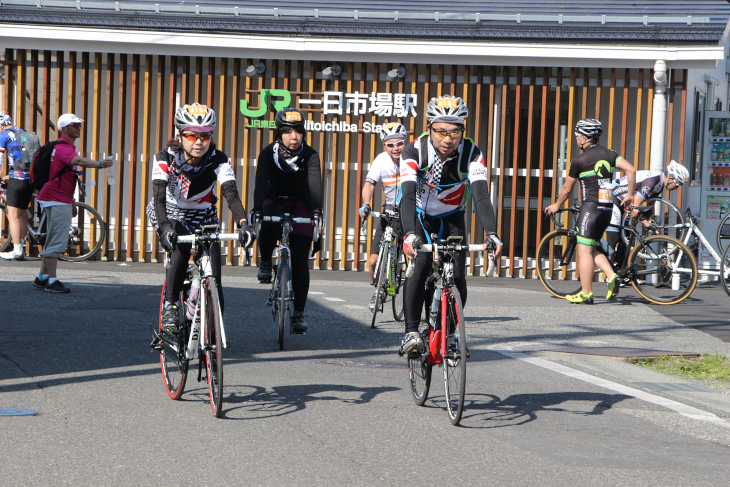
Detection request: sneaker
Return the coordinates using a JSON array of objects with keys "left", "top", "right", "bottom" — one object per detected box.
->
[
  {"left": 606, "top": 274, "right": 619, "bottom": 300},
  {"left": 258, "top": 259, "right": 272, "bottom": 283},
  {"left": 0, "top": 249, "right": 25, "bottom": 261},
  {"left": 44, "top": 280, "right": 70, "bottom": 294},
  {"left": 291, "top": 310, "right": 308, "bottom": 334},
  {"left": 33, "top": 277, "right": 48, "bottom": 289},
  {"left": 369, "top": 292, "right": 377, "bottom": 311},
  {"left": 566, "top": 292, "right": 594, "bottom": 304},
  {"left": 160, "top": 304, "right": 180, "bottom": 336},
  {"left": 400, "top": 332, "right": 423, "bottom": 358}
]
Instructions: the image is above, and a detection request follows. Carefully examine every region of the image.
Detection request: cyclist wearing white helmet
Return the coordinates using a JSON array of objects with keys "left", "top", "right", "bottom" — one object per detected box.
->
[
  {"left": 146, "top": 103, "right": 253, "bottom": 334},
  {"left": 605, "top": 160, "right": 688, "bottom": 266},
  {"left": 358, "top": 121, "right": 408, "bottom": 307},
  {"left": 545, "top": 118, "right": 636, "bottom": 304},
  {"left": 398, "top": 95, "right": 502, "bottom": 357},
  {"left": 251, "top": 107, "right": 323, "bottom": 334}
]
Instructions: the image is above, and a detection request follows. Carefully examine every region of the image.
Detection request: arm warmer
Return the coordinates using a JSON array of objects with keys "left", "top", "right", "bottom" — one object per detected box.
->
[
  {"left": 472, "top": 180, "right": 497, "bottom": 235},
  {"left": 307, "top": 151, "right": 323, "bottom": 210},
  {"left": 252, "top": 149, "right": 271, "bottom": 210},
  {"left": 400, "top": 180, "right": 417, "bottom": 236},
  {"left": 221, "top": 180, "right": 247, "bottom": 226},
  {"left": 151, "top": 180, "right": 170, "bottom": 231}
]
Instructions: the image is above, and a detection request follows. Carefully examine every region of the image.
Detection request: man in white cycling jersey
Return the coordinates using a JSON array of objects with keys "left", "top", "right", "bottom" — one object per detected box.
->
[{"left": 358, "top": 122, "right": 408, "bottom": 309}]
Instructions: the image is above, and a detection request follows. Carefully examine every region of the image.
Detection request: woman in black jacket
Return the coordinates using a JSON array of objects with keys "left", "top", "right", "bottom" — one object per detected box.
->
[{"left": 252, "top": 108, "right": 323, "bottom": 333}]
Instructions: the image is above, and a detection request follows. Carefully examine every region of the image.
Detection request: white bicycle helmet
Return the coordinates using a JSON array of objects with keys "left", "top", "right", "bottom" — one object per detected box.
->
[
  {"left": 379, "top": 122, "right": 407, "bottom": 142},
  {"left": 425, "top": 95, "right": 468, "bottom": 125},
  {"left": 174, "top": 103, "right": 216, "bottom": 133},
  {"left": 0, "top": 111, "right": 12, "bottom": 126},
  {"left": 574, "top": 118, "right": 603, "bottom": 140},
  {"left": 667, "top": 160, "right": 690, "bottom": 185}
]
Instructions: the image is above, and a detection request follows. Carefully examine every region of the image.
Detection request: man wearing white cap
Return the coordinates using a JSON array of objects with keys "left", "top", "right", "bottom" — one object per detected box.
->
[{"left": 34, "top": 113, "right": 113, "bottom": 293}]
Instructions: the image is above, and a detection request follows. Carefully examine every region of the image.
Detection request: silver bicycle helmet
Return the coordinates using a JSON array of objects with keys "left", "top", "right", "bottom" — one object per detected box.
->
[
  {"left": 425, "top": 95, "right": 468, "bottom": 125},
  {"left": 379, "top": 122, "right": 407, "bottom": 142},
  {"left": 574, "top": 118, "right": 603, "bottom": 140},
  {"left": 0, "top": 111, "right": 12, "bottom": 126},
  {"left": 174, "top": 103, "right": 216, "bottom": 133},
  {"left": 667, "top": 160, "right": 690, "bottom": 185}
]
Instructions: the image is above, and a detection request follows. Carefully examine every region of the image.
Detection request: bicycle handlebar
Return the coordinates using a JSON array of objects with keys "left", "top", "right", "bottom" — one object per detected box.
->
[
  {"left": 405, "top": 241, "right": 484, "bottom": 278},
  {"left": 370, "top": 211, "right": 399, "bottom": 219},
  {"left": 175, "top": 233, "right": 239, "bottom": 244},
  {"left": 257, "top": 215, "right": 321, "bottom": 242}
]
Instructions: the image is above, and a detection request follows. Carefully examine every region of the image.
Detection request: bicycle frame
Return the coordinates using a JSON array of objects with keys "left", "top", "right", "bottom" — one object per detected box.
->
[{"left": 676, "top": 208, "right": 724, "bottom": 279}]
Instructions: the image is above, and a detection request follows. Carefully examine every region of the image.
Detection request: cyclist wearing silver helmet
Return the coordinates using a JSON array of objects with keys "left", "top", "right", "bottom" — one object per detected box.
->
[
  {"left": 605, "top": 160, "right": 688, "bottom": 267},
  {"left": 146, "top": 103, "right": 253, "bottom": 334},
  {"left": 545, "top": 118, "right": 636, "bottom": 304},
  {"left": 399, "top": 95, "right": 502, "bottom": 357},
  {"left": 251, "top": 108, "right": 323, "bottom": 334},
  {"left": 358, "top": 121, "right": 408, "bottom": 308}
]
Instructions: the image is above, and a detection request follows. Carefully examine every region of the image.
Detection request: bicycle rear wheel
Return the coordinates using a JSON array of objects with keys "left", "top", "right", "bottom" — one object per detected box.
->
[
  {"left": 203, "top": 278, "right": 224, "bottom": 417},
  {"left": 158, "top": 279, "right": 188, "bottom": 400},
  {"left": 371, "top": 244, "right": 388, "bottom": 329},
  {"left": 392, "top": 249, "right": 405, "bottom": 322},
  {"left": 536, "top": 229, "right": 582, "bottom": 298},
  {"left": 717, "top": 212, "right": 730, "bottom": 254},
  {"left": 0, "top": 202, "right": 11, "bottom": 252},
  {"left": 443, "top": 287, "right": 467, "bottom": 426},
  {"left": 408, "top": 324, "right": 432, "bottom": 406},
  {"left": 629, "top": 236, "right": 697, "bottom": 305},
  {"left": 721, "top": 243, "right": 730, "bottom": 298},
  {"left": 59, "top": 202, "right": 106, "bottom": 262}
]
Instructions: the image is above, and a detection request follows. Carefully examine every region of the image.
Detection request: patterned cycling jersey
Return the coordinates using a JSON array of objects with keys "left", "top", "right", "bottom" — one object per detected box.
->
[
  {"left": 0, "top": 127, "right": 27, "bottom": 180},
  {"left": 400, "top": 135, "right": 487, "bottom": 216},
  {"left": 569, "top": 144, "right": 623, "bottom": 208},
  {"left": 612, "top": 170, "right": 663, "bottom": 200},
  {"left": 365, "top": 151, "right": 401, "bottom": 207}
]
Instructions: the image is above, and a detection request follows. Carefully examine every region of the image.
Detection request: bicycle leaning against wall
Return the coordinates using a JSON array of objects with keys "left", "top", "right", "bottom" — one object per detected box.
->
[{"left": 0, "top": 180, "right": 106, "bottom": 261}]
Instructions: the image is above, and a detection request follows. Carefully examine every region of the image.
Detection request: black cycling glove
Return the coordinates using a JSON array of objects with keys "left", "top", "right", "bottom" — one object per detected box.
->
[
  {"left": 158, "top": 224, "right": 177, "bottom": 252},
  {"left": 239, "top": 220, "right": 254, "bottom": 249}
]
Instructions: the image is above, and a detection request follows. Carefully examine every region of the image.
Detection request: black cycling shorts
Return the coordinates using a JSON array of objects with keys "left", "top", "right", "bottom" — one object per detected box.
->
[
  {"left": 576, "top": 201, "right": 612, "bottom": 247},
  {"left": 5, "top": 178, "right": 33, "bottom": 209}
]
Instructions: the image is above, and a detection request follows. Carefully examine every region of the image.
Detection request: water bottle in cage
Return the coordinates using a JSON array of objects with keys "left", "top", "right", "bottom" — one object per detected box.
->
[{"left": 186, "top": 276, "right": 200, "bottom": 320}]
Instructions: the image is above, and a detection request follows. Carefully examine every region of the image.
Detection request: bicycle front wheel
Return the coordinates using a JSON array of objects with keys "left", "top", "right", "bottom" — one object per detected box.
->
[
  {"left": 628, "top": 236, "right": 698, "bottom": 305},
  {"left": 536, "top": 229, "right": 581, "bottom": 298},
  {"left": 274, "top": 251, "right": 290, "bottom": 350},
  {"left": 721, "top": 243, "right": 730, "bottom": 298},
  {"left": 717, "top": 212, "right": 730, "bottom": 254},
  {"left": 392, "top": 249, "right": 405, "bottom": 322},
  {"left": 203, "top": 278, "right": 224, "bottom": 417},
  {"left": 59, "top": 202, "right": 106, "bottom": 262},
  {"left": 371, "top": 244, "right": 388, "bottom": 329},
  {"left": 158, "top": 279, "right": 188, "bottom": 400},
  {"left": 443, "top": 287, "right": 467, "bottom": 426}
]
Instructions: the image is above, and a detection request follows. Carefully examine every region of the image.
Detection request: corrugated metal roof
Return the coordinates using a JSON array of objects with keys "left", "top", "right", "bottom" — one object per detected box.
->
[{"left": 1, "top": 0, "right": 729, "bottom": 46}]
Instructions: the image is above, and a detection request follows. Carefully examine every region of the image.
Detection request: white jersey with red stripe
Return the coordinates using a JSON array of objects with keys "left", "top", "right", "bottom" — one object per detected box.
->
[{"left": 365, "top": 151, "right": 401, "bottom": 207}]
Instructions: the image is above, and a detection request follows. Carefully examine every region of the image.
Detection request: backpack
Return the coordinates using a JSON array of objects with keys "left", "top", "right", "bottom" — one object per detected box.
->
[
  {"left": 29, "top": 140, "right": 72, "bottom": 191},
  {"left": 12, "top": 128, "right": 41, "bottom": 172}
]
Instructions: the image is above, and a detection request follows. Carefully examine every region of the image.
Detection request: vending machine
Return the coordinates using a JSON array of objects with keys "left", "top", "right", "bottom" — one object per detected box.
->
[{"left": 699, "top": 111, "right": 730, "bottom": 267}]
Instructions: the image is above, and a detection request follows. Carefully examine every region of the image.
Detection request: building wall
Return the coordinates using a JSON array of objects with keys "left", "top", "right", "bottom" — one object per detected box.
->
[{"left": 1, "top": 49, "right": 691, "bottom": 276}]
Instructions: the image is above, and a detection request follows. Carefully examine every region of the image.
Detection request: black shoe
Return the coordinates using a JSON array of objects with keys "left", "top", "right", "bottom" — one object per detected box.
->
[
  {"left": 45, "top": 280, "right": 70, "bottom": 293},
  {"left": 291, "top": 310, "right": 308, "bottom": 334},
  {"left": 160, "top": 304, "right": 180, "bottom": 336},
  {"left": 33, "top": 277, "right": 49, "bottom": 289},
  {"left": 258, "top": 259, "right": 272, "bottom": 283}
]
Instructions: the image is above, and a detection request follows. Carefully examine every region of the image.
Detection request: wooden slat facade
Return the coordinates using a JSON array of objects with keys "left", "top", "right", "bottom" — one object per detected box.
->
[{"left": 1, "top": 50, "right": 691, "bottom": 277}]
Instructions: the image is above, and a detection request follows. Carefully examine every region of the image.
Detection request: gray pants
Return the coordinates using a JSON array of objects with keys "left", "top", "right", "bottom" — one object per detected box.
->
[{"left": 39, "top": 204, "right": 72, "bottom": 259}]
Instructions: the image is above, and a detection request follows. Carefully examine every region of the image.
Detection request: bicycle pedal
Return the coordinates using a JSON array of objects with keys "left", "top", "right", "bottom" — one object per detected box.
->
[{"left": 149, "top": 338, "right": 164, "bottom": 351}]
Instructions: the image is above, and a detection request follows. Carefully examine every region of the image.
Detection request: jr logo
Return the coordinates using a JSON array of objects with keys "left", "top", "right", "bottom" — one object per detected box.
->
[{"left": 240, "top": 89, "right": 292, "bottom": 118}]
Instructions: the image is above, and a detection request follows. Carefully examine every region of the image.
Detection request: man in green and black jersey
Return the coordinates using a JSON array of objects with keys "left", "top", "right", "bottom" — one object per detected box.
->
[{"left": 545, "top": 118, "right": 636, "bottom": 304}]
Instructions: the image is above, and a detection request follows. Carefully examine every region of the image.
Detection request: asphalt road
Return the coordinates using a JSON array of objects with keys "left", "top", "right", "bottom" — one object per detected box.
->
[{"left": 2, "top": 259, "right": 730, "bottom": 485}]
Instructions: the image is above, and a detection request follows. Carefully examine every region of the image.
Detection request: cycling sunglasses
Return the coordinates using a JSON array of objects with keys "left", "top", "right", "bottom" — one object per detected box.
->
[
  {"left": 431, "top": 128, "right": 464, "bottom": 139},
  {"left": 384, "top": 140, "right": 405, "bottom": 148},
  {"left": 181, "top": 132, "right": 213, "bottom": 142}
]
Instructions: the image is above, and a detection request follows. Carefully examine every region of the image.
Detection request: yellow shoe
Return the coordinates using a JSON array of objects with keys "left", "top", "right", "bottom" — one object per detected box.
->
[
  {"left": 566, "top": 292, "right": 594, "bottom": 304},
  {"left": 606, "top": 274, "right": 619, "bottom": 300}
]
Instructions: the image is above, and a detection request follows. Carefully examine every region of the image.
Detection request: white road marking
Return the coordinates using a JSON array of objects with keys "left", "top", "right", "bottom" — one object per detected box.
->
[
  {"left": 490, "top": 345, "right": 730, "bottom": 430},
  {"left": 343, "top": 304, "right": 367, "bottom": 310},
  {"left": 68, "top": 283, "right": 120, "bottom": 288},
  {"left": 308, "top": 291, "right": 325, "bottom": 295},
  {"left": 323, "top": 297, "right": 346, "bottom": 302}
]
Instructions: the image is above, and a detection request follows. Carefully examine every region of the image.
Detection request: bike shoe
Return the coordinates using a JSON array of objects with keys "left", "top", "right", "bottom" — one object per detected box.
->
[
  {"left": 291, "top": 310, "right": 308, "bottom": 334},
  {"left": 606, "top": 274, "right": 619, "bottom": 300},
  {"left": 399, "top": 332, "right": 423, "bottom": 358},
  {"left": 0, "top": 249, "right": 25, "bottom": 261},
  {"left": 566, "top": 292, "right": 594, "bottom": 304},
  {"left": 160, "top": 304, "right": 180, "bottom": 336},
  {"left": 257, "top": 259, "right": 272, "bottom": 283}
]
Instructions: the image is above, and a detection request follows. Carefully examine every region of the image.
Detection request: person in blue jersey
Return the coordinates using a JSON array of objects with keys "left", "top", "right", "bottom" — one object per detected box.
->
[{"left": 0, "top": 111, "right": 32, "bottom": 261}]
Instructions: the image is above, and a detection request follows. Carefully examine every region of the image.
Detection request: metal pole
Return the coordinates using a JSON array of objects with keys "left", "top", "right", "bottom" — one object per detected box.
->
[{"left": 650, "top": 60, "right": 668, "bottom": 173}]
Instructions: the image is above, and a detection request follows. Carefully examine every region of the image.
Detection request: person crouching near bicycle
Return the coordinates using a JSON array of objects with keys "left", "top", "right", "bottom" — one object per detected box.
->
[
  {"left": 358, "top": 122, "right": 407, "bottom": 310},
  {"left": 0, "top": 111, "right": 32, "bottom": 261},
  {"left": 251, "top": 108, "right": 323, "bottom": 334},
  {"left": 545, "top": 118, "right": 635, "bottom": 304},
  {"left": 605, "top": 160, "right": 689, "bottom": 270},
  {"left": 146, "top": 103, "right": 253, "bottom": 335},
  {"left": 33, "top": 114, "right": 114, "bottom": 293},
  {"left": 399, "top": 95, "right": 502, "bottom": 357}
]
